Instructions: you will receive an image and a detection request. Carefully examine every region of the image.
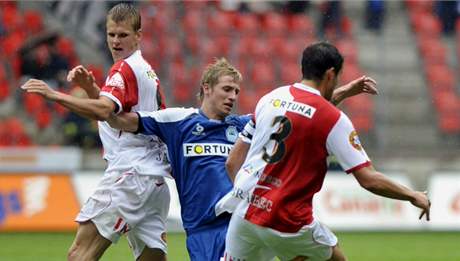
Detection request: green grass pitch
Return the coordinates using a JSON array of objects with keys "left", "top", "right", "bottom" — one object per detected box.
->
[{"left": 0, "top": 231, "right": 459, "bottom": 261}]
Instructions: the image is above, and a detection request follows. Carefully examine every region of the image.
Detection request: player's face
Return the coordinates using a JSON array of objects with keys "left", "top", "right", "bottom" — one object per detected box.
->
[
  {"left": 206, "top": 75, "right": 240, "bottom": 118},
  {"left": 106, "top": 18, "right": 140, "bottom": 62}
]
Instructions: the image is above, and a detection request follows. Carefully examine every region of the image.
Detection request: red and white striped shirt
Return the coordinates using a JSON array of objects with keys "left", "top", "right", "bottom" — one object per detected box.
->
[
  {"left": 98, "top": 50, "right": 170, "bottom": 177},
  {"left": 233, "top": 83, "right": 370, "bottom": 233}
]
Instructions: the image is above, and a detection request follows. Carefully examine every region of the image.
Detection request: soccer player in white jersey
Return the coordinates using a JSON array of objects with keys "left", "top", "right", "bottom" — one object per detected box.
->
[
  {"left": 222, "top": 42, "right": 431, "bottom": 261},
  {"left": 21, "top": 4, "right": 170, "bottom": 261}
]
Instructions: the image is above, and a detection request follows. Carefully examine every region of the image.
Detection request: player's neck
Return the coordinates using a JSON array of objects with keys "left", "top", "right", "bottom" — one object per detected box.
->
[
  {"left": 200, "top": 105, "right": 225, "bottom": 121},
  {"left": 300, "top": 79, "right": 319, "bottom": 90}
]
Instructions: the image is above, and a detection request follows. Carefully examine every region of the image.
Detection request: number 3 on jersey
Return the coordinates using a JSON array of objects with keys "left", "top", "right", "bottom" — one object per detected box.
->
[{"left": 262, "top": 116, "right": 292, "bottom": 163}]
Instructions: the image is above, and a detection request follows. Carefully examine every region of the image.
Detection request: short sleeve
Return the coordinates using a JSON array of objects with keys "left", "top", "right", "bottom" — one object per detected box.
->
[
  {"left": 239, "top": 119, "right": 255, "bottom": 144},
  {"left": 100, "top": 71, "right": 126, "bottom": 114},
  {"left": 326, "top": 112, "right": 371, "bottom": 173}
]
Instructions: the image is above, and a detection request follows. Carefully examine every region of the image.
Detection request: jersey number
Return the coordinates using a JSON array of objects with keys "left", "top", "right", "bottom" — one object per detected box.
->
[{"left": 262, "top": 116, "right": 292, "bottom": 163}]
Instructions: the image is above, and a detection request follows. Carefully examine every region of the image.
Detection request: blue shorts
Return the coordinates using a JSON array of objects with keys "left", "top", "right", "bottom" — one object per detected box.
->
[{"left": 186, "top": 214, "right": 231, "bottom": 261}]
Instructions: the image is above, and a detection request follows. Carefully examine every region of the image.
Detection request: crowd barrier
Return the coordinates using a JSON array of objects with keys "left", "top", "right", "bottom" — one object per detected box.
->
[{"left": 1, "top": 171, "right": 459, "bottom": 232}]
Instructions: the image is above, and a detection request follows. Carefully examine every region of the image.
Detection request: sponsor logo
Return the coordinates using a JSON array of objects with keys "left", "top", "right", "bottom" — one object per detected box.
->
[
  {"left": 349, "top": 130, "right": 362, "bottom": 151},
  {"left": 23, "top": 177, "right": 50, "bottom": 217},
  {"left": 146, "top": 70, "right": 157, "bottom": 80},
  {"left": 113, "top": 217, "right": 130, "bottom": 234},
  {"left": 226, "top": 126, "right": 238, "bottom": 143},
  {"left": 248, "top": 193, "right": 273, "bottom": 212},
  {"left": 270, "top": 99, "right": 316, "bottom": 119},
  {"left": 259, "top": 174, "right": 282, "bottom": 188},
  {"left": 183, "top": 143, "right": 233, "bottom": 157},
  {"left": 192, "top": 123, "right": 205, "bottom": 136},
  {"left": 451, "top": 192, "right": 460, "bottom": 214},
  {"left": 106, "top": 72, "right": 125, "bottom": 89}
]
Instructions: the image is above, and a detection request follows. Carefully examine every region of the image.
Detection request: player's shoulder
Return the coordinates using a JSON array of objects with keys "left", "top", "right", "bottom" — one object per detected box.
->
[
  {"left": 140, "top": 107, "right": 198, "bottom": 123},
  {"left": 225, "top": 114, "right": 252, "bottom": 128}
]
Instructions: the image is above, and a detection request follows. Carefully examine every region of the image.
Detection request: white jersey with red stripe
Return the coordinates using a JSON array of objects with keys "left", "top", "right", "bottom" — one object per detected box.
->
[
  {"left": 98, "top": 50, "right": 170, "bottom": 177},
  {"left": 233, "top": 82, "right": 370, "bottom": 233}
]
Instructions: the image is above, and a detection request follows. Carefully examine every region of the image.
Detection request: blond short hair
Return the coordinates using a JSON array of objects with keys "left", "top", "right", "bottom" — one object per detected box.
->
[
  {"left": 107, "top": 3, "right": 141, "bottom": 32},
  {"left": 198, "top": 58, "right": 242, "bottom": 101}
]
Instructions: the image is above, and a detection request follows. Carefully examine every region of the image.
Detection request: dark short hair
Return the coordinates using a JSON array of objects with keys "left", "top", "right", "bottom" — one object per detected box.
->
[
  {"left": 301, "top": 42, "right": 343, "bottom": 82},
  {"left": 107, "top": 3, "right": 141, "bottom": 32}
]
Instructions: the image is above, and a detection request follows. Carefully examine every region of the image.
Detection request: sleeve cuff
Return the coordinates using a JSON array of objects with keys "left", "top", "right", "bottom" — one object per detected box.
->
[{"left": 345, "top": 161, "right": 371, "bottom": 174}]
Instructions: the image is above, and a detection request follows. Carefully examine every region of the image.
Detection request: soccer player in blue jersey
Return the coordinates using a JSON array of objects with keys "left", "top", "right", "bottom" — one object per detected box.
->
[{"left": 108, "top": 58, "right": 378, "bottom": 261}]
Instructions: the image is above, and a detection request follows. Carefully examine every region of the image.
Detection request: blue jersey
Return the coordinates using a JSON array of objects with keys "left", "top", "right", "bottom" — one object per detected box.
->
[{"left": 137, "top": 108, "right": 250, "bottom": 232}]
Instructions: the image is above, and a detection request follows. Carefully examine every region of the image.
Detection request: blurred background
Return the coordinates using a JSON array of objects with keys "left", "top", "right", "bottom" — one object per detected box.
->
[{"left": 0, "top": 0, "right": 459, "bottom": 260}]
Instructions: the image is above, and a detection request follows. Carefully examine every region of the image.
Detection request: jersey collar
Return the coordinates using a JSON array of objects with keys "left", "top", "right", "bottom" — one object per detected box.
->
[
  {"left": 198, "top": 109, "right": 224, "bottom": 123},
  {"left": 292, "top": 83, "right": 321, "bottom": 96}
]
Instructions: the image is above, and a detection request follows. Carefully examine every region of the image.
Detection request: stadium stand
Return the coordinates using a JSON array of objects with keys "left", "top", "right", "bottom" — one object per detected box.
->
[{"left": 1, "top": 0, "right": 458, "bottom": 170}]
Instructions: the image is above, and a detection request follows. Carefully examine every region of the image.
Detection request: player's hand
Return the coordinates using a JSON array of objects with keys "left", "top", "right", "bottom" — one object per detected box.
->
[
  {"left": 67, "top": 65, "right": 96, "bottom": 91},
  {"left": 410, "top": 191, "right": 431, "bottom": 221},
  {"left": 21, "top": 79, "right": 58, "bottom": 100},
  {"left": 340, "top": 75, "right": 378, "bottom": 98}
]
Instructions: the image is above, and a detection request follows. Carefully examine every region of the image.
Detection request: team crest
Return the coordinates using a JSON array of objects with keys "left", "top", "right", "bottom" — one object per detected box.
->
[
  {"left": 192, "top": 123, "right": 205, "bottom": 136},
  {"left": 226, "top": 126, "right": 238, "bottom": 142},
  {"left": 349, "top": 130, "right": 362, "bottom": 150}
]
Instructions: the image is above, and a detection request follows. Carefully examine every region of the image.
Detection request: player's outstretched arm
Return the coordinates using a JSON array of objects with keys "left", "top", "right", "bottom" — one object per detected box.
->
[
  {"left": 21, "top": 79, "right": 115, "bottom": 121},
  {"left": 107, "top": 112, "right": 139, "bottom": 133},
  {"left": 352, "top": 165, "right": 431, "bottom": 221},
  {"left": 67, "top": 65, "right": 101, "bottom": 99},
  {"left": 331, "top": 76, "right": 378, "bottom": 105},
  {"left": 226, "top": 138, "right": 250, "bottom": 183}
]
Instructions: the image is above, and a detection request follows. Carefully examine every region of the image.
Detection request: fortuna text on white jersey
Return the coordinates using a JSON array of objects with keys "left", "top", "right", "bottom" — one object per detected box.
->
[
  {"left": 183, "top": 143, "right": 233, "bottom": 157},
  {"left": 269, "top": 98, "right": 316, "bottom": 119}
]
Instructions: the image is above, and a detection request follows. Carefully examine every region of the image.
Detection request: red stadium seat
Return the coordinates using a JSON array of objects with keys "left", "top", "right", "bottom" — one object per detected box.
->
[
  {"left": 341, "top": 64, "right": 363, "bottom": 84},
  {"left": 234, "top": 13, "right": 259, "bottom": 35},
  {"left": 36, "top": 109, "right": 52, "bottom": 129},
  {"left": 438, "top": 111, "right": 460, "bottom": 134},
  {"left": 410, "top": 11, "right": 441, "bottom": 36},
  {"left": 335, "top": 38, "right": 358, "bottom": 64},
  {"left": 183, "top": 10, "right": 205, "bottom": 34},
  {"left": 417, "top": 37, "right": 446, "bottom": 64},
  {"left": 1, "top": 4, "right": 21, "bottom": 33},
  {"left": 263, "top": 12, "right": 288, "bottom": 36},
  {"left": 0, "top": 81, "right": 10, "bottom": 101},
  {"left": 425, "top": 64, "right": 455, "bottom": 91},
  {"left": 251, "top": 62, "right": 276, "bottom": 88},
  {"left": 207, "top": 11, "right": 235, "bottom": 35},
  {"left": 349, "top": 113, "right": 373, "bottom": 133},
  {"left": 288, "top": 14, "right": 315, "bottom": 36},
  {"left": 23, "top": 93, "right": 46, "bottom": 116},
  {"left": 279, "top": 61, "right": 300, "bottom": 84},
  {"left": 24, "top": 10, "right": 43, "bottom": 35},
  {"left": 237, "top": 90, "right": 257, "bottom": 114}
]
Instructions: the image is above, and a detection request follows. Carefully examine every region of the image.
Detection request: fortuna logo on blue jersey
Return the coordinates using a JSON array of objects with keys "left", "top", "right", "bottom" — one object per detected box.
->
[{"left": 183, "top": 143, "right": 233, "bottom": 157}]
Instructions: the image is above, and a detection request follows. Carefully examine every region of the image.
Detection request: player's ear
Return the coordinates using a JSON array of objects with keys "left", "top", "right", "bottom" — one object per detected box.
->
[
  {"left": 325, "top": 67, "right": 335, "bottom": 82},
  {"left": 202, "top": 83, "right": 211, "bottom": 96}
]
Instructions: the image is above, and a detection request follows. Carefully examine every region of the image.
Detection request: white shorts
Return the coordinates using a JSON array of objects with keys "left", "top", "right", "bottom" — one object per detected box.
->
[
  {"left": 224, "top": 215, "right": 337, "bottom": 261},
  {"left": 76, "top": 172, "right": 170, "bottom": 258}
]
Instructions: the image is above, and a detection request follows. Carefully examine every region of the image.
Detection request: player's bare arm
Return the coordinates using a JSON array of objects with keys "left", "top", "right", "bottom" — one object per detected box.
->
[
  {"left": 21, "top": 79, "right": 114, "bottom": 121},
  {"left": 67, "top": 65, "right": 101, "bottom": 99},
  {"left": 225, "top": 138, "right": 250, "bottom": 183},
  {"left": 331, "top": 76, "right": 378, "bottom": 105},
  {"left": 107, "top": 112, "right": 139, "bottom": 133},
  {"left": 352, "top": 165, "right": 431, "bottom": 221}
]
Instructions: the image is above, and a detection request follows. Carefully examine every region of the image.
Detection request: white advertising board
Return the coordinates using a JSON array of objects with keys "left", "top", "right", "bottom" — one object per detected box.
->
[
  {"left": 0, "top": 147, "right": 81, "bottom": 171},
  {"left": 313, "top": 172, "right": 424, "bottom": 230},
  {"left": 428, "top": 173, "right": 460, "bottom": 230}
]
